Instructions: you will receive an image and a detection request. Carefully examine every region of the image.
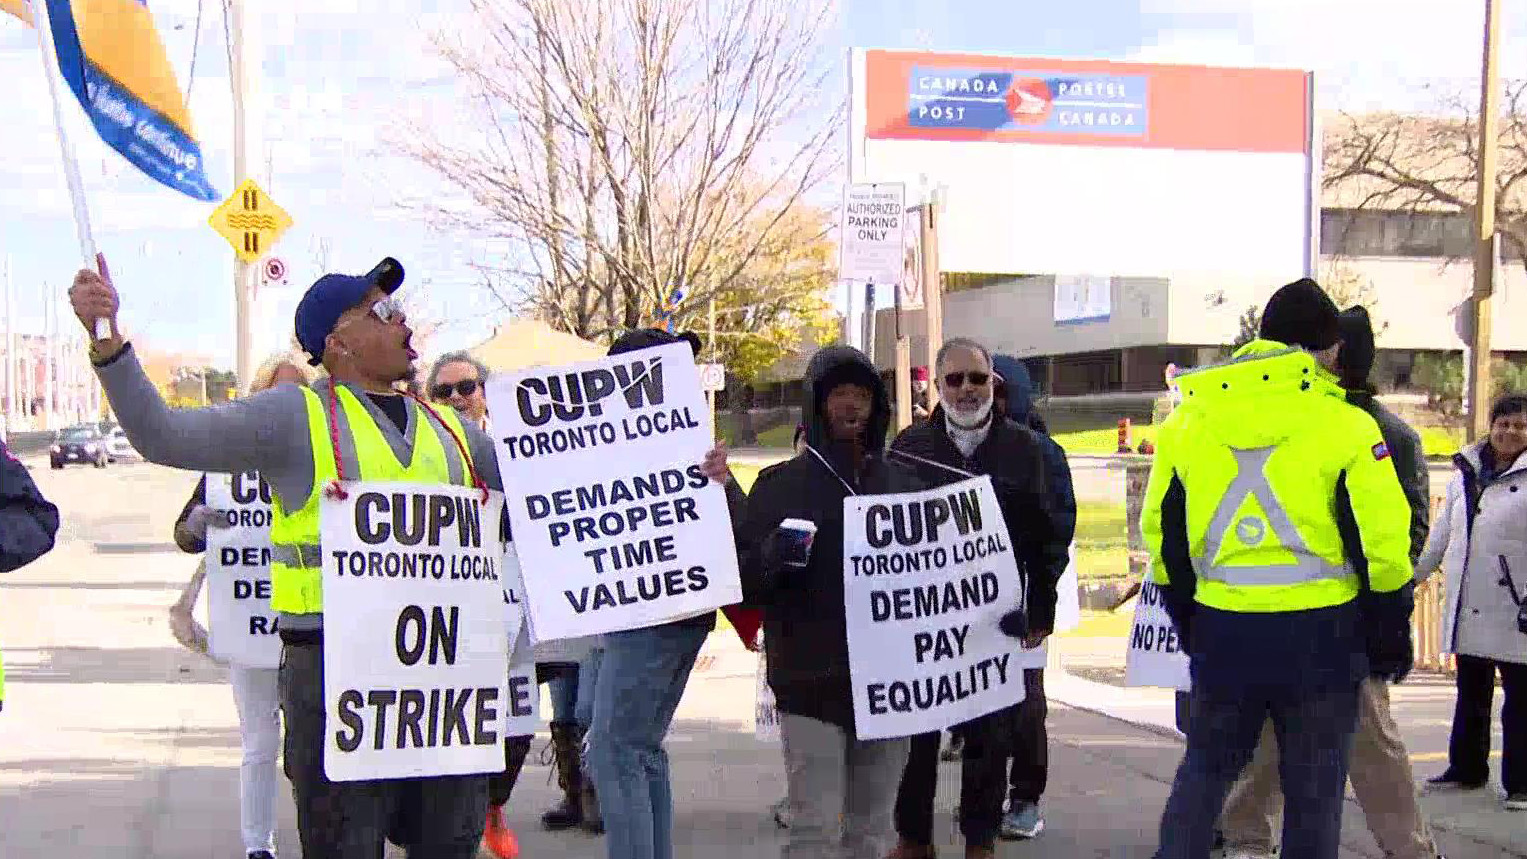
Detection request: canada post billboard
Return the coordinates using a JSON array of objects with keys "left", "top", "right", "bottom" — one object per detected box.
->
[{"left": 850, "top": 48, "right": 1316, "bottom": 289}]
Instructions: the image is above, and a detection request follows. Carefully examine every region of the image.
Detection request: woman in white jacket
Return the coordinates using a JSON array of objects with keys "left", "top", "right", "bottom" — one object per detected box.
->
[
  {"left": 1417, "top": 394, "right": 1527, "bottom": 810},
  {"left": 170, "top": 353, "right": 316, "bottom": 859}
]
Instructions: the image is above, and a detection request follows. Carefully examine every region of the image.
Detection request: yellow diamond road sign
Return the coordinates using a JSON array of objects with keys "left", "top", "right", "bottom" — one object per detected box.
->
[{"left": 209, "top": 179, "right": 293, "bottom": 263}]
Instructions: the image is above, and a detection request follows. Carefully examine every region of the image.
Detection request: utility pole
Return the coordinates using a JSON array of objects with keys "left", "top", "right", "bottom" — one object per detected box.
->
[
  {"left": 228, "top": 0, "right": 259, "bottom": 391},
  {"left": 1467, "top": 0, "right": 1503, "bottom": 442},
  {"left": 707, "top": 295, "right": 717, "bottom": 438},
  {"left": 920, "top": 193, "right": 944, "bottom": 411}
]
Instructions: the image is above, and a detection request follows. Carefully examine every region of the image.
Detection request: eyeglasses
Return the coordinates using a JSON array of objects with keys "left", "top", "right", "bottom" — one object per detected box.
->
[
  {"left": 431, "top": 379, "right": 481, "bottom": 400},
  {"left": 943, "top": 371, "right": 991, "bottom": 388}
]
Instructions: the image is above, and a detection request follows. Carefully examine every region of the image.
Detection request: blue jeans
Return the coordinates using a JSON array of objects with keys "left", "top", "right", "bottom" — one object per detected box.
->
[
  {"left": 577, "top": 647, "right": 605, "bottom": 731},
  {"left": 548, "top": 670, "right": 579, "bottom": 723},
  {"left": 1155, "top": 680, "right": 1360, "bottom": 859},
  {"left": 586, "top": 619, "right": 712, "bottom": 859}
]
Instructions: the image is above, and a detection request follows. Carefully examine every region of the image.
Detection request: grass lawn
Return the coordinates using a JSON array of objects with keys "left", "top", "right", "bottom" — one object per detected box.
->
[
  {"left": 1058, "top": 609, "right": 1134, "bottom": 639},
  {"left": 1075, "top": 501, "right": 1130, "bottom": 581},
  {"left": 720, "top": 422, "right": 796, "bottom": 449}
]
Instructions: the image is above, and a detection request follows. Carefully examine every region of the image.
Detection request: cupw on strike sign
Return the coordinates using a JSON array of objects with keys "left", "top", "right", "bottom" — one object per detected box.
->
[
  {"left": 320, "top": 483, "right": 508, "bottom": 781},
  {"left": 205, "top": 471, "right": 281, "bottom": 669}
]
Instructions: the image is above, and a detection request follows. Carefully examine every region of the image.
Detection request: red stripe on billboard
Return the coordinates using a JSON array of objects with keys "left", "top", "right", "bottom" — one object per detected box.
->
[{"left": 864, "top": 49, "right": 1310, "bottom": 155}]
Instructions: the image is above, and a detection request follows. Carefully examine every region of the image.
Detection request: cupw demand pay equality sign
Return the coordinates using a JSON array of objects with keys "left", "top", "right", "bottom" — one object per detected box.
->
[
  {"left": 844, "top": 476, "right": 1026, "bottom": 740},
  {"left": 204, "top": 471, "right": 281, "bottom": 669},
  {"left": 485, "top": 341, "right": 742, "bottom": 640},
  {"left": 320, "top": 483, "right": 509, "bottom": 781}
]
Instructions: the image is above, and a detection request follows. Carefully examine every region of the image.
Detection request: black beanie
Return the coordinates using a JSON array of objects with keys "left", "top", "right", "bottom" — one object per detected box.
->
[
  {"left": 608, "top": 328, "right": 702, "bottom": 357},
  {"left": 1258, "top": 278, "right": 1340, "bottom": 351},
  {"left": 1336, "top": 306, "right": 1376, "bottom": 391}
]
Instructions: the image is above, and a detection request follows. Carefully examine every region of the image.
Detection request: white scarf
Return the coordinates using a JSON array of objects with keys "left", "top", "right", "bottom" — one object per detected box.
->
[{"left": 945, "top": 402, "right": 992, "bottom": 459}]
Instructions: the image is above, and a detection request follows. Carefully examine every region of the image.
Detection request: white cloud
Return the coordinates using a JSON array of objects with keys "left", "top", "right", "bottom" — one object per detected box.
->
[{"left": 1135, "top": 0, "right": 1527, "bottom": 111}]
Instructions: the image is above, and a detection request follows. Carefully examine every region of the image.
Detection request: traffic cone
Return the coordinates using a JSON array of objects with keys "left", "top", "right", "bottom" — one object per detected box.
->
[{"left": 483, "top": 805, "right": 520, "bottom": 859}]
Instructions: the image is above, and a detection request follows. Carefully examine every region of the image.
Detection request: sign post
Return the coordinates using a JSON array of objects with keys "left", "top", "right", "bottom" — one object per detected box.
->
[{"left": 840, "top": 183, "right": 907, "bottom": 355}]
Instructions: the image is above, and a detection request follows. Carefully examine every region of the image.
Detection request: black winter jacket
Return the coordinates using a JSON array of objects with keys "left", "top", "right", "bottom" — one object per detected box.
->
[
  {"left": 0, "top": 442, "right": 58, "bottom": 573},
  {"left": 888, "top": 406, "right": 1066, "bottom": 632},
  {"left": 738, "top": 346, "right": 922, "bottom": 734}
]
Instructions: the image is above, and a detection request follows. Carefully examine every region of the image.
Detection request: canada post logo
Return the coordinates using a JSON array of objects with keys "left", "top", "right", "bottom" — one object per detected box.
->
[{"left": 908, "top": 67, "right": 1148, "bottom": 137}]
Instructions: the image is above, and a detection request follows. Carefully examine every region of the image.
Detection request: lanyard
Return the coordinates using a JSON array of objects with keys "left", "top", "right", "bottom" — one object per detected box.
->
[
  {"left": 806, "top": 445, "right": 858, "bottom": 496},
  {"left": 888, "top": 447, "right": 976, "bottom": 480}
]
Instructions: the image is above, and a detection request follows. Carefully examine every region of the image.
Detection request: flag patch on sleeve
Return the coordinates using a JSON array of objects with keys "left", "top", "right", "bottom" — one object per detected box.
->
[{"left": 1372, "top": 442, "right": 1391, "bottom": 461}]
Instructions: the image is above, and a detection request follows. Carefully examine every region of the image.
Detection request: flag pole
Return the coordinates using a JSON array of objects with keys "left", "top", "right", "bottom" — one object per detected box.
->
[{"left": 29, "top": 0, "right": 109, "bottom": 341}]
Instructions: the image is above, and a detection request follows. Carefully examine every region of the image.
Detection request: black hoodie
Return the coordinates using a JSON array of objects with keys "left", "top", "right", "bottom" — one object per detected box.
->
[{"left": 737, "top": 345, "right": 922, "bottom": 733}]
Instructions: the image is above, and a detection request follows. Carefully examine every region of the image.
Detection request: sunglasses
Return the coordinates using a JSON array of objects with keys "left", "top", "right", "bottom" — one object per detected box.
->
[
  {"left": 943, "top": 371, "right": 991, "bottom": 388},
  {"left": 368, "top": 297, "right": 405, "bottom": 324},
  {"left": 431, "top": 379, "right": 481, "bottom": 400}
]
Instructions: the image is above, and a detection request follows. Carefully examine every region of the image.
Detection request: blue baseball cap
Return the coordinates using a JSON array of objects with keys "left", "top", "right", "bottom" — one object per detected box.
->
[{"left": 295, "top": 257, "right": 405, "bottom": 366}]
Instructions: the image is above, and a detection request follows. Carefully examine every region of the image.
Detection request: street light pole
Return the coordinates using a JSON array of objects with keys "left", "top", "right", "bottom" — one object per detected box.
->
[{"left": 1467, "top": 0, "right": 1503, "bottom": 442}]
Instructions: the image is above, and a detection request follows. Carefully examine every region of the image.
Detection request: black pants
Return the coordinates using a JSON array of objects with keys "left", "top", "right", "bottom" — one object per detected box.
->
[
  {"left": 1008, "top": 668, "right": 1048, "bottom": 807},
  {"left": 488, "top": 736, "right": 533, "bottom": 807},
  {"left": 893, "top": 668, "right": 1047, "bottom": 849},
  {"left": 1448, "top": 654, "right": 1527, "bottom": 793},
  {"left": 280, "top": 642, "right": 489, "bottom": 859}
]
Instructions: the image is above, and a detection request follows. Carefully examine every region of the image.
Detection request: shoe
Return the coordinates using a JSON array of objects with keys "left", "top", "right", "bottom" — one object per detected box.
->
[
  {"left": 1425, "top": 771, "right": 1488, "bottom": 792},
  {"left": 1223, "top": 852, "right": 1276, "bottom": 859},
  {"left": 482, "top": 805, "right": 520, "bottom": 859},
  {"left": 771, "top": 797, "right": 791, "bottom": 829},
  {"left": 1505, "top": 793, "right": 1527, "bottom": 811},
  {"left": 999, "top": 802, "right": 1044, "bottom": 840},
  {"left": 964, "top": 848, "right": 994, "bottom": 859},
  {"left": 247, "top": 853, "right": 275, "bottom": 859},
  {"left": 939, "top": 733, "right": 964, "bottom": 762},
  {"left": 540, "top": 722, "right": 586, "bottom": 830},
  {"left": 885, "top": 839, "right": 937, "bottom": 859}
]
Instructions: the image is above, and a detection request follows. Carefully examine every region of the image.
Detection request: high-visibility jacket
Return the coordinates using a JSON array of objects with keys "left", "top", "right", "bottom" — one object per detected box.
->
[
  {"left": 1142, "top": 339, "right": 1412, "bottom": 613},
  {"left": 270, "top": 386, "right": 475, "bottom": 615}
]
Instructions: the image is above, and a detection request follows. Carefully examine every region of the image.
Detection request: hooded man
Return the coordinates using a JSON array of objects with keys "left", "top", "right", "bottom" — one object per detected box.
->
[
  {"left": 990, "top": 354, "right": 1077, "bottom": 841},
  {"left": 884, "top": 339, "right": 1065, "bottom": 859},
  {"left": 1144, "top": 278, "right": 1415, "bottom": 859},
  {"left": 1217, "top": 306, "right": 1441, "bottom": 859},
  {"left": 737, "top": 345, "right": 923, "bottom": 859}
]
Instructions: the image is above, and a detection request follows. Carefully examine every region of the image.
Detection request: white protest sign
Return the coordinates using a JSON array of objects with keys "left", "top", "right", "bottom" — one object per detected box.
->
[
  {"left": 320, "top": 483, "right": 509, "bottom": 781},
  {"left": 843, "top": 476, "right": 1026, "bottom": 740},
  {"left": 204, "top": 471, "right": 281, "bottom": 669},
  {"left": 1053, "top": 545, "right": 1081, "bottom": 634},
  {"left": 486, "top": 341, "right": 742, "bottom": 640},
  {"left": 1123, "top": 577, "right": 1191, "bottom": 690},
  {"left": 503, "top": 626, "right": 541, "bottom": 738},
  {"left": 839, "top": 182, "right": 906, "bottom": 286}
]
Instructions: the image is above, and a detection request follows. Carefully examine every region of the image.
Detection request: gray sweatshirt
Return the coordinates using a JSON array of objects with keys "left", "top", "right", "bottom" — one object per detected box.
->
[{"left": 95, "top": 345, "right": 504, "bottom": 630}]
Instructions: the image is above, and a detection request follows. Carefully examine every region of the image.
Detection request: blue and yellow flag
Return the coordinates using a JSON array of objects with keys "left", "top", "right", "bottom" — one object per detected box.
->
[{"left": 4, "top": 0, "right": 218, "bottom": 201}]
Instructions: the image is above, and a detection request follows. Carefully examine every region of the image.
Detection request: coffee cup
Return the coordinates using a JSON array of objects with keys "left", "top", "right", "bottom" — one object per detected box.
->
[{"left": 775, "top": 518, "right": 818, "bottom": 569}]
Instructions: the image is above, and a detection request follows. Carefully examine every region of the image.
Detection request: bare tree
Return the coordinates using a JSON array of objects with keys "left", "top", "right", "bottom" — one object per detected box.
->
[
  {"left": 398, "top": 0, "right": 841, "bottom": 344},
  {"left": 1323, "top": 83, "right": 1527, "bottom": 266}
]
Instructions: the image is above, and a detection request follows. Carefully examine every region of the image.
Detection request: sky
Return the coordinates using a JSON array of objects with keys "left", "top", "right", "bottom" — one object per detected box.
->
[{"left": 2, "top": 0, "right": 1525, "bottom": 369}]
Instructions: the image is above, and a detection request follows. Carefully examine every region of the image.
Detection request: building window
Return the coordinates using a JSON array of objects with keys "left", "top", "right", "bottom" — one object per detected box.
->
[{"left": 1321, "top": 208, "right": 1483, "bottom": 259}]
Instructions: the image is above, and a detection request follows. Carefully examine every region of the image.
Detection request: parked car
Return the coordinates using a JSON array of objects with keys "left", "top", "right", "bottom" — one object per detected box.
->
[
  {"left": 105, "top": 427, "right": 140, "bottom": 463},
  {"left": 50, "top": 426, "right": 109, "bottom": 469}
]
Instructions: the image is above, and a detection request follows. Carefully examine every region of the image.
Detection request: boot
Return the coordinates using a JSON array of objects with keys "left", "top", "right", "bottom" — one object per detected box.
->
[
  {"left": 886, "top": 840, "right": 937, "bottom": 859},
  {"left": 540, "top": 722, "right": 586, "bottom": 830},
  {"left": 964, "top": 847, "right": 994, "bottom": 859},
  {"left": 580, "top": 780, "right": 605, "bottom": 834}
]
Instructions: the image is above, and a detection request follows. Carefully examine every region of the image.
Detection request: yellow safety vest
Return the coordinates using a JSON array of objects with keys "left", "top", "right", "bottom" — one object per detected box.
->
[
  {"left": 1142, "top": 339, "right": 1412, "bottom": 613},
  {"left": 269, "top": 386, "right": 475, "bottom": 614}
]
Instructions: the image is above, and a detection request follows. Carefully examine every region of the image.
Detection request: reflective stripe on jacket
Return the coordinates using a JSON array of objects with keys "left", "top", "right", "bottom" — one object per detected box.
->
[
  {"left": 269, "top": 387, "right": 474, "bottom": 615},
  {"left": 1142, "top": 339, "right": 1412, "bottom": 613}
]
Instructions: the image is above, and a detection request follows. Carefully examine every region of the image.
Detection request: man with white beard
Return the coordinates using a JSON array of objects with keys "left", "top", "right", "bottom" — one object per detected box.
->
[{"left": 884, "top": 338, "right": 1066, "bottom": 859}]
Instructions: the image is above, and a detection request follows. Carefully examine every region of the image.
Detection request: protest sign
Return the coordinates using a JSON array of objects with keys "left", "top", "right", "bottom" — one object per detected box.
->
[
  {"left": 1053, "top": 544, "right": 1081, "bottom": 633},
  {"left": 204, "top": 471, "right": 281, "bottom": 669},
  {"left": 320, "top": 483, "right": 509, "bottom": 781},
  {"left": 486, "top": 341, "right": 742, "bottom": 640},
  {"left": 1123, "top": 576, "right": 1190, "bottom": 690},
  {"left": 501, "top": 545, "right": 540, "bottom": 737},
  {"left": 843, "top": 476, "right": 1026, "bottom": 740}
]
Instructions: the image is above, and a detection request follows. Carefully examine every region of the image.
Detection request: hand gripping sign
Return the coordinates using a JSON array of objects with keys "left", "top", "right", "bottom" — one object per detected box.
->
[
  {"left": 843, "top": 476, "right": 1027, "bottom": 741},
  {"left": 204, "top": 471, "right": 281, "bottom": 669},
  {"left": 485, "top": 341, "right": 742, "bottom": 640},
  {"left": 320, "top": 483, "right": 509, "bottom": 781}
]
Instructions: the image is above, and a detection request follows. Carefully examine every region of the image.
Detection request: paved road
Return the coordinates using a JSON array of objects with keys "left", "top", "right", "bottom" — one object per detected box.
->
[{"left": 0, "top": 460, "right": 1520, "bottom": 858}]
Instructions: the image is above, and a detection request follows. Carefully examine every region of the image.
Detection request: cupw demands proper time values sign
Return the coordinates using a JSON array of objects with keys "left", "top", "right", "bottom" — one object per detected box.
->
[
  {"left": 320, "top": 483, "right": 508, "bottom": 781},
  {"left": 843, "top": 476, "right": 1031, "bottom": 740},
  {"left": 486, "top": 341, "right": 743, "bottom": 640}
]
